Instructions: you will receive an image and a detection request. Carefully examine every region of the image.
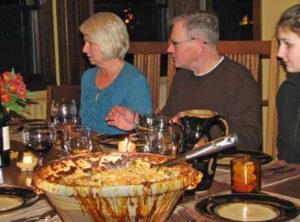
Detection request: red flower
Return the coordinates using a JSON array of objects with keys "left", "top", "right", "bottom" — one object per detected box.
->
[
  {"left": 2, "top": 71, "right": 11, "bottom": 82},
  {"left": 1, "top": 91, "right": 11, "bottom": 103},
  {"left": 0, "top": 69, "right": 30, "bottom": 115}
]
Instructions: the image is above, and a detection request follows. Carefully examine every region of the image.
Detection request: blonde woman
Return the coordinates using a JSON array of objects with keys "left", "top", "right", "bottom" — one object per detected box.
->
[
  {"left": 79, "top": 12, "right": 151, "bottom": 134},
  {"left": 276, "top": 4, "right": 300, "bottom": 163}
]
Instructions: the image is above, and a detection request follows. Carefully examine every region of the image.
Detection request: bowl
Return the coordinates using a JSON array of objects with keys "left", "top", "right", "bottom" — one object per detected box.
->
[{"left": 32, "top": 152, "right": 202, "bottom": 222}]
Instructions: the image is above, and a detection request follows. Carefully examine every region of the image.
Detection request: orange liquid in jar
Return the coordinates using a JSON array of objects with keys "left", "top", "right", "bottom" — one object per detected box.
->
[{"left": 231, "top": 157, "right": 261, "bottom": 193}]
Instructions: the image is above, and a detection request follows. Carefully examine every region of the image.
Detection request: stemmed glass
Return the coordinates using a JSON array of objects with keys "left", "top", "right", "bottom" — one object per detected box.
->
[
  {"left": 51, "top": 98, "right": 77, "bottom": 129},
  {"left": 22, "top": 121, "right": 56, "bottom": 164},
  {"left": 51, "top": 98, "right": 77, "bottom": 151}
]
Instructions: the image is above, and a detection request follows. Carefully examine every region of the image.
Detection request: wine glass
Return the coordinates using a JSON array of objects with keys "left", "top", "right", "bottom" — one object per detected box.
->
[
  {"left": 22, "top": 122, "right": 56, "bottom": 163},
  {"left": 51, "top": 98, "right": 77, "bottom": 129},
  {"left": 63, "top": 125, "right": 92, "bottom": 156}
]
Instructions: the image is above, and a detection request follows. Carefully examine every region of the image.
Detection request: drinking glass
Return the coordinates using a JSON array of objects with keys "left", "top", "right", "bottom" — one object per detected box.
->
[
  {"left": 51, "top": 98, "right": 77, "bottom": 129},
  {"left": 135, "top": 114, "right": 169, "bottom": 134},
  {"left": 64, "top": 125, "right": 92, "bottom": 156},
  {"left": 134, "top": 114, "right": 181, "bottom": 156},
  {"left": 22, "top": 122, "right": 56, "bottom": 163}
]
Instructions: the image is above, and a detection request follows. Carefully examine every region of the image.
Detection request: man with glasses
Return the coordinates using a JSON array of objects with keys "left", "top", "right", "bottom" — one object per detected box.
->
[{"left": 106, "top": 11, "right": 261, "bottom": 151}]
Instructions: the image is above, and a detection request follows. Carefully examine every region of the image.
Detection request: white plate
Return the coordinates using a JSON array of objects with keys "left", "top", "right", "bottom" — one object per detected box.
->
[{"left": 0, "top": 187, "right": 38, "bottom": 213}]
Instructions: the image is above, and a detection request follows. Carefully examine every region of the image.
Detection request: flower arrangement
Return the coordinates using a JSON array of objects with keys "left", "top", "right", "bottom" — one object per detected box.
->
[{"left": 0, "top": 69, "right": 30, "bottom": 115}]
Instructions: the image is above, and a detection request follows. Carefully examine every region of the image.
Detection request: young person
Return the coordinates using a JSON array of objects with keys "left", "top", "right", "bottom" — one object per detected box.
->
[{"left": 276, "top": 4, "right": 300, "bottom": 163}]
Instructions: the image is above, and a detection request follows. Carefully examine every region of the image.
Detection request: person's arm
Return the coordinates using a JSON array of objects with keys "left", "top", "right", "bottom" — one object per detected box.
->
[{"left": 226, "top": 76, "right": 262, "bottom": 150}]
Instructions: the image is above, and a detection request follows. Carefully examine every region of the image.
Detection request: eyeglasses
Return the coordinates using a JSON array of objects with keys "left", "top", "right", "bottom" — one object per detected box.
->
[{"left": 169, "top": 37, "right": 207, "bottom": 46}]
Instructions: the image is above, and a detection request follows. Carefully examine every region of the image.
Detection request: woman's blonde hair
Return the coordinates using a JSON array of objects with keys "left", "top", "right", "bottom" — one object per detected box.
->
[{"left": 79, "top": 12, "right": 129, "bottom": 59}]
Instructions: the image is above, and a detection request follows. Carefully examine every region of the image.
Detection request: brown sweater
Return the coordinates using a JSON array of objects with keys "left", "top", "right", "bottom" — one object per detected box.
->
[{"left": 161, "top": 56, "right": 261, "bottom": 150}]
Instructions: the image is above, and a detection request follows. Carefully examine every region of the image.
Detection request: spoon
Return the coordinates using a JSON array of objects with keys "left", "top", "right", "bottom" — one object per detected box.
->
[{"left": 157, "top": 133, "right": 238, "bottom": 167}]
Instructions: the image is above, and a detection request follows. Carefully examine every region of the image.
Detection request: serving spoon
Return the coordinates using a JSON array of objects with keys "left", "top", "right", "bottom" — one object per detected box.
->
[{"left": 157, "top": 133, "right": 238, "bottom": 167}]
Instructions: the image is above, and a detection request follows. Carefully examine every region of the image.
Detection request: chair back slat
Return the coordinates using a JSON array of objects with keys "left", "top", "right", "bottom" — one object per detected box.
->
[{"left": 133, "top": 53, "right": 161, "bottom": 110}]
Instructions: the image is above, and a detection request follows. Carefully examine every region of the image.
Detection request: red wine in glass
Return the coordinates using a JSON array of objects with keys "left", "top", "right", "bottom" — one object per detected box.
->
[
  {"left": 22, "top": 122, "right": 56, "bottom": 160},
  {"left": 25, "top": 140, "right": 54, "bottom": 156}
]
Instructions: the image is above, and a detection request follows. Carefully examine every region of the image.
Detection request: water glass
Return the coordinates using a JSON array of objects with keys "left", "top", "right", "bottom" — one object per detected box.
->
[
  {"left": 135, "top": 114, "right": 169, "bottom": 134},
  {"left": 64, "top": 125, "right": 92, "bottom": 156},
  {"left": 231, "top": 157, "right": 261, "bottom": 193},
  {"left": 135, "top": 114, "right": 180, "bottom": 156}
]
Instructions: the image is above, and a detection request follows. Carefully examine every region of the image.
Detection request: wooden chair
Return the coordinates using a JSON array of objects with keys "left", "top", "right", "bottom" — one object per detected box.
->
[
  {"left": 46, "top": 85, "right": 81, "bottom": 121},
  {"left": 128, "top": 37, "right": 280, "bottom": 158},
  {"left": 127, "top": 42, "right": 174, "bottom": 112}
]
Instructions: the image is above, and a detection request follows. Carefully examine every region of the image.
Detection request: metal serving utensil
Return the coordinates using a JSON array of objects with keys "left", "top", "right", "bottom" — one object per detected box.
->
[{"left": 157, "top": 133, "right": 238, "bottom": 167}]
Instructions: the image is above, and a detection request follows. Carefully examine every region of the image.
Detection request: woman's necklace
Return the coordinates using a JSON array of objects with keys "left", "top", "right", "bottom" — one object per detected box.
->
[{"left": 95, "top": 90, "right": 101, "bottom": 101}]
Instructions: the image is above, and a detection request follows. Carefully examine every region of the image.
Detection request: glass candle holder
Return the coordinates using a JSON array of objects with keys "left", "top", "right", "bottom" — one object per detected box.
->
[{"left": 231, "top": 157, "right": 261, "bottom": 193}]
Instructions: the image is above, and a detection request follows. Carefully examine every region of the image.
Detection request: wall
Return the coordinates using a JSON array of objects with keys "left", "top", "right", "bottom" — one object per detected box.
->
[{"left": 23, "top": 91, "right": 47, "bottom": 120}]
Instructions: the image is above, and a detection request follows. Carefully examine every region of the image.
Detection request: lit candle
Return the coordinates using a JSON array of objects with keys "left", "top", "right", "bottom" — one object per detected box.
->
[
  {"left": 118, "top": 138, "right": 136, "bottom": 152},
  {"left": 23, "top": 155, "right": 33, "bottom": 164}
]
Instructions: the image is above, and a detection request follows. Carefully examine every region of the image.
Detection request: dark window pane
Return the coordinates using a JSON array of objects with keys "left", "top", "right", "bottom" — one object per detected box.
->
[
  {"left": 94, "top": 1, "right": 168, "bottom": 41},
  {"left": 0, "top": 7, "right": 35, "bottom": 74},
  {"left": 212, "top": 0, "right": 253, "bottom": 40}
]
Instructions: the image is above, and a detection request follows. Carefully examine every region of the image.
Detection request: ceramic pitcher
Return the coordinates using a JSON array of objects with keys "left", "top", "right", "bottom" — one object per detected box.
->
[{"left": 175, "top": 109, "right": 229, "bottom": 191}]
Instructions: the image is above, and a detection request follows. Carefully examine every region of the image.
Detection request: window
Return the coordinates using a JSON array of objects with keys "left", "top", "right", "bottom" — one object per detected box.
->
[
  {"left": 0, "top": 3, "right": 39, "bottom": 76},
  {"left": 94, "top": 0, "right": 168, "bottom": 41},
  {"left": 212, "top": 0, "right": 255, "bottom": 40},
  {"left": 0, "top": 1, "right": 55, "bottom": 90}
]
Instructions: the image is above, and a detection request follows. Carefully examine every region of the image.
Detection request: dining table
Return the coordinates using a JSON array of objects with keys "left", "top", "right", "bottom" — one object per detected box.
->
[{"left": 0, "top": 124, "right": 300, "bottom": 222}]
